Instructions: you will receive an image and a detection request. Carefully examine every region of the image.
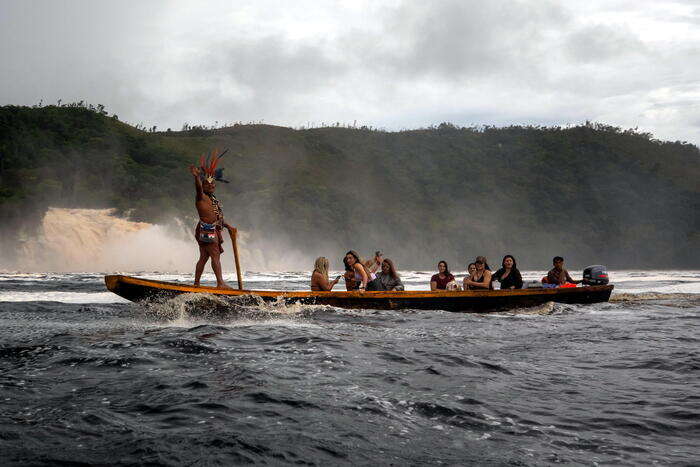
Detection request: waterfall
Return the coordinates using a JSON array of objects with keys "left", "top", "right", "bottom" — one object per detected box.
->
[
  {"left": 3, "top": 207, "right": 310, "bottom": 273},
  {"left": 10, "top": 208, "right": 195, "bottom": 272}
]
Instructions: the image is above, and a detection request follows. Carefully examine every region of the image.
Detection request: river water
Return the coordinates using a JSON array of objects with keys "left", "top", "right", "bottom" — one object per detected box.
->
[{"left": 1, "top": 270, "right": 698, "bottom": 465}]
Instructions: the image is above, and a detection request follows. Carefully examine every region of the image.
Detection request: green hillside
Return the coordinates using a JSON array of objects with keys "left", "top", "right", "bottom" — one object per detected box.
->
[{"left": 1, "top": 104, "right": 698, "bottom": 269}]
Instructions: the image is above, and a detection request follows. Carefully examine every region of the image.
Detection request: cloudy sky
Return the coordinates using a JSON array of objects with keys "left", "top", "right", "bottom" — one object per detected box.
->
[{"left": 1, "top": 0, "right": 699, "bottom": 143}]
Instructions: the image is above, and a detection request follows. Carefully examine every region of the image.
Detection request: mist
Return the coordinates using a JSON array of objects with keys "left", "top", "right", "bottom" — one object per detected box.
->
[
  {"left": 1, "top": 207, "right": 313, "bottom": 273},
  {"left": 1, "top": 102, "right": 697, "bottom": 273}
]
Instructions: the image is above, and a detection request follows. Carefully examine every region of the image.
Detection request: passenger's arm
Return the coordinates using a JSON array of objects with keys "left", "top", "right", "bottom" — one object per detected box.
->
[
  {"left": 313, "top": 272, "right": 338, "bottom": 291},
  {"left": 354, "top": 264, "right": 368, "bottom": 289},
  {"left": 430, "top": 280, "right": 437, "bottom": 291},
  {"left": 467, "top": 271, "right": 492, "bottom": 289},
  {"left": 513, "top": 270, "right": 523, "bottom": 289},
  {"left": 366, "top": 260, "right": 380, "bottom": 273},
  {"left": 317, "top": 274, "right": 331, "bottom": 291},
  {"left": 327, "top": 276, "right": 340, "bottom": 291},
  {"left": 565, "top": 270, "right": 581, "bottom": 284},
  {"left": 391, "top": 278, "right": 404, "bottom": 291}
]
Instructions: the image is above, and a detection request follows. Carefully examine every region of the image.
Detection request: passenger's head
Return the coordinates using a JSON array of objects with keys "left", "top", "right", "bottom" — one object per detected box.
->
[
  {"left": 553, "top": 256, "right": 564, "bottom": 269},
  {"left": 502, "top": 255, "right": 516, "bottom": 270},
  {"left": 382, "top": 258, "right": 399, "bottom": 279},
  {"left": 475, "top": 256, "right": 490, "bottom": 270},
  {"left": 467, "top": 263, "right": 476, "bottom": 275},
  {"left": 314, "top": 257, "right": 329, "bottom": 279},
  {"left": 345, "top": 250, "right": 361, "bottom": 267},
  {"left": 437, "top": 260, "right": 449, "bottom": 275}
]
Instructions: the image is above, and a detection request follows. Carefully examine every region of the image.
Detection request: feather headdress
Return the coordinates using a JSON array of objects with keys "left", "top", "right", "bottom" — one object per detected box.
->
[{"left": 198, "top": 148, "right": 230, "bottom": 183}]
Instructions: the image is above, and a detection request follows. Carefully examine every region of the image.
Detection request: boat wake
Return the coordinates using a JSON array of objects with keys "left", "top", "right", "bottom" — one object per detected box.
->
[
  {"left": 138, "top": 292, "right": 331, "bottom": 325},
  {"left": 610, "top": 292, "right": 699, "bottom": 302}
]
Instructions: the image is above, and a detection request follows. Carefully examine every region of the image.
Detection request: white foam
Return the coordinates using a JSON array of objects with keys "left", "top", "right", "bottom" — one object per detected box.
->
[
  {"left": 1, "top": 270, "right": 698, "bottom": 303},
  {"left": 0, "top": 291, "right": 129, "bottom": 304}
]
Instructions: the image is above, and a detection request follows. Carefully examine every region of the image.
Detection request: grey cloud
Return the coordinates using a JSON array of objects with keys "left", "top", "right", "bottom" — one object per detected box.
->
[
  {"left": 137, "top": 35, "right": 349, "bottom": 128},
  {"left": 564, "top": 24, "right": 648, "bottom": 63},
  {"left": 1, "top": 0, "right": 699, "bottom": 145},
  {"left": 357, "top": 0, "right": 569, "bottom": 80}
]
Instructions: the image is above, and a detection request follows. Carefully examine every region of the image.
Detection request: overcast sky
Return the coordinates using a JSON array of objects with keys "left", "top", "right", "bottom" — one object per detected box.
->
[{"left": 1, "top": 0, "right": 699, "bottom": 143}]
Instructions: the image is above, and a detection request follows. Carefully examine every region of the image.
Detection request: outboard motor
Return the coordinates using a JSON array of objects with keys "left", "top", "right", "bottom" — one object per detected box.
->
[{"left": 582, "top": 265, "right": 609, "bottom": 285}]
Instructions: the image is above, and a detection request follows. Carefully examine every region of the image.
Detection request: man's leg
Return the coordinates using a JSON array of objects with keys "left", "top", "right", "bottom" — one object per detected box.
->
[
  {"left": 194, "top": 244, "right": 209, "bottom": 286},
  {"left": 206, "top": 243, "right": 230, "bottom": 288}
]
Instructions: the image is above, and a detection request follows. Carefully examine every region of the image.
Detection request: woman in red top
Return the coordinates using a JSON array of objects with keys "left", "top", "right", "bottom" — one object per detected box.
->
[{"left": 430, "top": 260, "right": 455, "bottom": 290}]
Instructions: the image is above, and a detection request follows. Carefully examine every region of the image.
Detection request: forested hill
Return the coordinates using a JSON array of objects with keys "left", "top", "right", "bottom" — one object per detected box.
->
[{"left": 1, "top": 104, "right": 698, "bottom": 269}]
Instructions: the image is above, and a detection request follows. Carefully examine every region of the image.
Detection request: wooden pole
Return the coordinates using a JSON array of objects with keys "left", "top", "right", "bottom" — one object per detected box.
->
[{"left": 227, "top": 227, "right": 243, "bottom": 290}]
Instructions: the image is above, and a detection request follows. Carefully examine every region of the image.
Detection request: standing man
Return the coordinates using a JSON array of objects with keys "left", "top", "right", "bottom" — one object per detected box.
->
[
  {"left": 545, "top": 256, "right": 581, "bottom": 286},
  {"left": 189, "top": 149, "right": 235, "bottom": 288}
]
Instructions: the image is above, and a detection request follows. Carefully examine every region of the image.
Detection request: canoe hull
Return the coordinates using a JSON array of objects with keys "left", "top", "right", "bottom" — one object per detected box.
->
[{"left": 105, "top": 275, "right": 614, "bottom": 313}]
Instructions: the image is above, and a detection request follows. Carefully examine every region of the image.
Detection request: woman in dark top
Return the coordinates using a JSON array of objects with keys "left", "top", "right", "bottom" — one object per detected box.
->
[
  {"left": 430, "top": 260, "right": 455, "bottom": 290},
  {"left": 492, "top": 254, "right": 523, "bottom": 290},
  {"left": 463, "top": 256, "right": 493, "bottom": 289}
]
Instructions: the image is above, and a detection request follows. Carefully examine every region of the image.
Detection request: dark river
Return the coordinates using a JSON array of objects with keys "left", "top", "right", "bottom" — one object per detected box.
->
[{"left": 1, "top": 271, "right": 699, "bottom": 465}]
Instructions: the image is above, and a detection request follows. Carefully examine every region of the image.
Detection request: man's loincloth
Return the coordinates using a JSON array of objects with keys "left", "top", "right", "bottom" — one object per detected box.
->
[{"left": 195, "top": 221, "right": 224, "bottom": 253}]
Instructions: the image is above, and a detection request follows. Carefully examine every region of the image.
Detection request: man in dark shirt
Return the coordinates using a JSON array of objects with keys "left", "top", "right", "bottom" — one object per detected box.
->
[{"left": 545, "top": 256, "right": 581, "bottom": 286}]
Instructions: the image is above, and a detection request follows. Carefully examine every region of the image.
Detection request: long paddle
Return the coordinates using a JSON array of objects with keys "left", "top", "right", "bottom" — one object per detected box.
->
[{"left": 227, "top": 227, "right": 243, "bottom": 289}]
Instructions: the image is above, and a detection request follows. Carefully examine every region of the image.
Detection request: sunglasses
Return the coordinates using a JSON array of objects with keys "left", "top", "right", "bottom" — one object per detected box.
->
[{"left": 475, "top": 261, "right": 483, "bottom": 264}]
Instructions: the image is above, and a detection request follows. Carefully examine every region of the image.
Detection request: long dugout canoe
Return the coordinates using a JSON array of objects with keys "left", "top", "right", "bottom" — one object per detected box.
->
[{"left": 105, "top": 275, "right": 614, "bottom": 313}]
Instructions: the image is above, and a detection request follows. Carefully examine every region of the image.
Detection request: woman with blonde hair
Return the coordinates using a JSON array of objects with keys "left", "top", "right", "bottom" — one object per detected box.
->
[{"left": 310, "top": 257, "right": 340, "bottom": 291}]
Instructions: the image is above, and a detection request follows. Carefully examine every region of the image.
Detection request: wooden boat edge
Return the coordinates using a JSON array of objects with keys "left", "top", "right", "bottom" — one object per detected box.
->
[{"left": 105, "top": 274, "right": 614, "bottom": 301}]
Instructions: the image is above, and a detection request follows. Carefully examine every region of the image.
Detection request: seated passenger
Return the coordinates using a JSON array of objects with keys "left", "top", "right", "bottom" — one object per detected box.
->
[
  {"left": 431, "top": 260, "right": 455, "bottom": 290},
  {"left": 462, "top": 262, "right": 477, "bottom": 290},
  {"left": 363, "top": 251, "right": 384, "bottom": 274},
  {"left": 492, "top": 255, "right": 523, "bottom": 290},
  {"left": 345, "top": 250, "right": 381, "bottom": 291},
  {"left": 310, "top": 257, "right": 340, "bottom": 291},
  {"left": 463, "top": 256, "right": 493, "bottom": 289},
  {"left": 375, "top": 258, "right": 405, "bottom": 291},
  {"left": 544, "top": 256, "right": 581, "bottom": 286},
  {"left": 343, "top": 256, "right": 359, "bottom": 290}
]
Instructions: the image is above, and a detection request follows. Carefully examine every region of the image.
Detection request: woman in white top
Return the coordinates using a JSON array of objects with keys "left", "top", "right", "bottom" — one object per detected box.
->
[{"left": 344, "top": 250, "right": 379, "bottom": 291}]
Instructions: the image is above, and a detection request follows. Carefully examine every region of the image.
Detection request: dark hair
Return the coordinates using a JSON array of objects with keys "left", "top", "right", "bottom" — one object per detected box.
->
[
  {"left": 382, "top": 258, "right": 399, "bottom": 280},
  {"left": 475, "top": 256, "right": 491, "bottom": 271},
  {"left": 553, "top": 256, "right": 564, "bottom": 263},
  {"left": 343, "top": 256, "right": 352, "bottom": 271},
  {"left": 438, "top": 260, "right": 450, "bottom": 276},
  {"left": 345, "top": 250, "right": 362, "bottom": 265},
  {"left": 502, "top": 255, "right": 517, "bottom": 270}
]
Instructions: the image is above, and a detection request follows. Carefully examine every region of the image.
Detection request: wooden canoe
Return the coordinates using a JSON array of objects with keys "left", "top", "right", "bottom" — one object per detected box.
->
[{"left": 105, "top": 274, "right": 614, "bottom": 313}]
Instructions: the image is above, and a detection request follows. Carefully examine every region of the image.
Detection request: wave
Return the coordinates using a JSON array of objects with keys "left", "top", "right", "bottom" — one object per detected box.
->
[
  {"left": 611, "top": 292, "right": 699, "bottom": 302},
  {"left": 138, "top": 292, "right": 327, "bottom": 326}
]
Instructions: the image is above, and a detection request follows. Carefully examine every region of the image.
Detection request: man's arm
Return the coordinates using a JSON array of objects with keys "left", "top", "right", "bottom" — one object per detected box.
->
[
  {"left": 189, "top": 165, "right": 204, "bottom": 201},
  {"left": 565, "top": 270, "right": 581, "bottom": 284}
]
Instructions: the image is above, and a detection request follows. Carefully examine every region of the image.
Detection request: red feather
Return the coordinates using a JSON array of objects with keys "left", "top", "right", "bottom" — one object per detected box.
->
[
  {"left": 211, "top": 149, "right": 219, "bottom": 173},
  {"left": 210, "top": 149, "right": 221, "bottom": 172}
]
